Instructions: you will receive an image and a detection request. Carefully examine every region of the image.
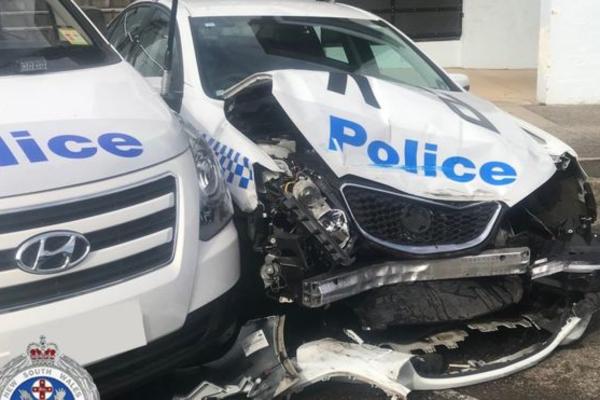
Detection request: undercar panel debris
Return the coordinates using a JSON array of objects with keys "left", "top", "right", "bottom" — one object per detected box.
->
[{"left": 176, "top": 292, "right": 600, "bottom": 399}]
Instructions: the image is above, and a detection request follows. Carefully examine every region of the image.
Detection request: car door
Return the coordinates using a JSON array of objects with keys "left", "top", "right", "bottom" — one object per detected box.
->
[{"left": 107, "top": 4, "right": 184, "bottom": 111}]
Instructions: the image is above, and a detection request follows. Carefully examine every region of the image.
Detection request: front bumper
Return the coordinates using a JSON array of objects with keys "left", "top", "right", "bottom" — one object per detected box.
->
[{"left": 88, "top": 281, "right": 240, "bottom": 398}]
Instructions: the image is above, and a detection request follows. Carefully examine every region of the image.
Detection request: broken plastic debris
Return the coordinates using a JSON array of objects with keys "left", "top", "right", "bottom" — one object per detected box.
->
[{"left": 177, "top": 295, "right": 599, "bottom": 400}]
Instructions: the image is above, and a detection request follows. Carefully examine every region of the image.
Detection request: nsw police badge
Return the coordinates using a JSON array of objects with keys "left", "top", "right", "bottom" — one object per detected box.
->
[{"left": 0, "top": 336, "right": 99, "bottom": 400}]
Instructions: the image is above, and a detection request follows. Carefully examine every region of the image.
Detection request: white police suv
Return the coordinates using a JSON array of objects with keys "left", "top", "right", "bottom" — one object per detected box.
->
[
  {"left": 111, "top": 0, "right": 600, "bottom": 390},
  {"left": 0, "top": 0, "right": 240, "bottom": 395}
]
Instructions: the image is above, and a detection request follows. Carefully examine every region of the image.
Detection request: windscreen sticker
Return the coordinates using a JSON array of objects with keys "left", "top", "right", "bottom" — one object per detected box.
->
[
  {"left": 58, "top": 27, "right": 89, "bottom": 46},
  {"left": 203, "top": 134, "right": 254, "bottom": 189},
  {"left": 17, "top": 57, "right": 48, "bottom": 74}
]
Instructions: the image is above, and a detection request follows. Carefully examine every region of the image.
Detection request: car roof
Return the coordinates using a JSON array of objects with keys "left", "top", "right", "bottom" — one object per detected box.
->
[{"left": 171, "top": 0, "right": 376, "bottom": 20}]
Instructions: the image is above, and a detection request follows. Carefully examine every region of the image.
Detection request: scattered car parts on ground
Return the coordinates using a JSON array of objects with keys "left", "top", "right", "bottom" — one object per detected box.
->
[{"left": 176, "top": 291, "right": 600, "bottom": 400}]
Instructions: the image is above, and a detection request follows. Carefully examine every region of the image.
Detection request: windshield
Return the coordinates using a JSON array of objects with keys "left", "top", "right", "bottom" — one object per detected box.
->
[
  {"left": 190, "top": 16, "right": 455, "bottom": 98},
  {"left": 0, "top": 0, "right": 119, "bottom": 76}
]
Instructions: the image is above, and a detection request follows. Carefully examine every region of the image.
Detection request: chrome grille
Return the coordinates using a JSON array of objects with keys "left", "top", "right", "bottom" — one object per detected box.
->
[
  {"left": 341, "top": 184, "right": 502, "bottom": 255},
  {"left": 0, "top": 176, "right": 177, "bottom": 313}
]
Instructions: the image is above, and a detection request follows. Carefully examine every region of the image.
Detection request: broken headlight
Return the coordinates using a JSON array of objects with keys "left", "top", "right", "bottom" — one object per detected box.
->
[
  {"left": 189, "top": 136, "right": 234, "bottom": 240},
  {"left": 291, "top": 177, "right": 350, "bottom": 248}
]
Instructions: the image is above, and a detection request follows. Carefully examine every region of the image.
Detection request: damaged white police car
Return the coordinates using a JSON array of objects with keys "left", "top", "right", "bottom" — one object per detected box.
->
[
  {"left": 0, "top": 0, "right": 240, "bottom": 397},
  {"left": 111, "top": 0, "right": 600, "bottom": 392}
]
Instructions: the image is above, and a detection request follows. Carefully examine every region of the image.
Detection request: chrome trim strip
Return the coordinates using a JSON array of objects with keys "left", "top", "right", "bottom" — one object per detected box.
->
[
  {"left": 0, "top": 192, "right": 175, "bottom": 252},
  {"left": 340, "top": 183, "right": 503, "bottom": 255},
  {"left": 0, "top": 228, "right": 175, "bottom": 289},
  {"left": 0, "top": 172, "right": 175, "bottom": 216}
]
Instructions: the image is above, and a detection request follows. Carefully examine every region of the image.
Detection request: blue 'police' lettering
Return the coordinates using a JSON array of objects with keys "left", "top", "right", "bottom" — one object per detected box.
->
[
  {"left": 328, "top": 115, "right": 517, "bottom": 186},
  {"left": 0, "top": 138, "right": 18, "bottom": 166},
  {"left": 12, "top": 131, "right": 48, "bottom": 163},
  {"left": 49, "top": 135, "right": 97, "bottom": 159},
  {"left": 99, "top": 133, "right": 143, "bottom": 158},
  {"left": 480, "top": 161, "right": 517, "bottom": 185},
  {"left": 424, "top": 143, "right": 438, "bottom": 177},
  {"left": 0, "top": 131, "right": 143, "bottom": 167},
  {"left": 367, "top": 140, "right": 399, "bottom": 166},
  {"left": 404, "top": 139, "right": 418, "bottom": 174},
  {"left": 442, "top": 156, "right": 476, "bottom": 183},
  {"left": 329, "top": 115, "right": 367, "bottom": 151}
]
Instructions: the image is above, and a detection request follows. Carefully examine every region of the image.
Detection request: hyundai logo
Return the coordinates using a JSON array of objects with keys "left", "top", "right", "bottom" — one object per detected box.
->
[{"left": 15, "top": 231, "right": 91, "bottom": 275}]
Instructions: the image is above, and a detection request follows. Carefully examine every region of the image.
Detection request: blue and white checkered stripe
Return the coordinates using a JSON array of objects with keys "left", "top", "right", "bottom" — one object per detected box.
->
[{"left": 203, "top": 134, "right": 254, "bottom": 189}]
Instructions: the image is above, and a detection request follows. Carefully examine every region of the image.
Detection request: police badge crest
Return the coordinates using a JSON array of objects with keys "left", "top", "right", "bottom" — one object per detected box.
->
[{"left": 0, "top": 337, "right": 99, "bottom": 400}]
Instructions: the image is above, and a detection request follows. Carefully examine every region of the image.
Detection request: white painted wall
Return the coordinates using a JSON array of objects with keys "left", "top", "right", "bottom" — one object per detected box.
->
[
  {"left": 416, "top": 0, "right": 541, "bottom": 69},
  {"left": 417, "top": 40, "right": 462, "bottom": 68},
  {"left": 461, "top": 0, "right": 540, "bottom": 69},
  {"left": 537, "top": 0, "right": 600, "bottom": 104}
]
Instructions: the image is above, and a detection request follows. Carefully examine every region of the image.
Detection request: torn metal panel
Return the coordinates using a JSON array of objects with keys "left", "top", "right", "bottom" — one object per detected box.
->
[
  {"left": 532, "top": 260, "right": 600, "bottom": 279},
  {"left": 302, "top": 248, "right": 530, "bottom": 308}
]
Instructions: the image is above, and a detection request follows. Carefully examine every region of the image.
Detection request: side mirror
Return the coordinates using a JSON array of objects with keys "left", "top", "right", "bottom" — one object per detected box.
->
[
  {"left": 448, "top": 73, "right": 471, "bottom": 91},
  {"left": 81, "top": 7, "right": 107, "bottom": 36}
]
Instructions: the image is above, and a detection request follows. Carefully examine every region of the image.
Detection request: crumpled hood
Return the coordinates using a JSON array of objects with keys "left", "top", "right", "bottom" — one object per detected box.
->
[
  {"left": 0, "top": 62, "right": 188, "bottom": 198},
  {"left": 270, "top": 70, "right": 557, "bottom": 207}
]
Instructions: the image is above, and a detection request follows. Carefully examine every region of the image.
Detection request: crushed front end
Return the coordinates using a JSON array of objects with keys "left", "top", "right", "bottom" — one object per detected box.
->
[{"left": 217, "top": 70, "right": 600, "bottom": 334}]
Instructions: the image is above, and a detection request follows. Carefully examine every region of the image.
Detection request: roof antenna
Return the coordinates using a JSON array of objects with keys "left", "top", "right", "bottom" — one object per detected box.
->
[{"left": 161, "top": 0, "right": 179, "bottom": 98}]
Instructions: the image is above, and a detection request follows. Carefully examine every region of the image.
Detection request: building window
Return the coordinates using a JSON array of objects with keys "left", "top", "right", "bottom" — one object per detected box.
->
[{"left": 341, "top": 0, "right": 463, "bottom": 41}]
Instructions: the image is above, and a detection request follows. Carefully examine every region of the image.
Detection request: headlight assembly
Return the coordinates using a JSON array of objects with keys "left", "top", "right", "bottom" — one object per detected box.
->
[{"left": 189, "top": 135, "right": 234, "bottom": 241}]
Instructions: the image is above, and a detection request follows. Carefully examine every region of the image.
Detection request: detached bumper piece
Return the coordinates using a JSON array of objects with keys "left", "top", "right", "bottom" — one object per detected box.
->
[
  {"left": 173, "top": 316, "right": 298, "bottom": 400},
  {"left": 175, "top": 293, "right": 599, "bottom": 400},
  {"left": 532, "top": 235, "right": 600, "bottom": 280}
]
